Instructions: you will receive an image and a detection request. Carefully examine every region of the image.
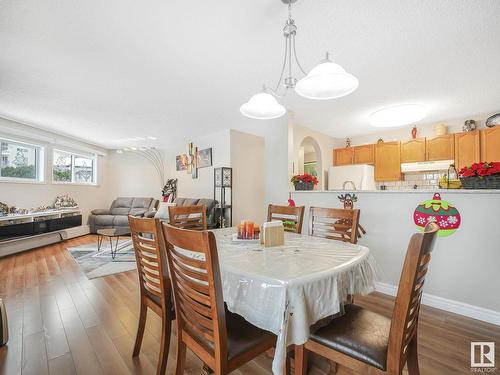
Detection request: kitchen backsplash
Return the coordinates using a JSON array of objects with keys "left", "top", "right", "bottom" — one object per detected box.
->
[{"left": 377, "top": 171, "right": 444, "bottom": 190}]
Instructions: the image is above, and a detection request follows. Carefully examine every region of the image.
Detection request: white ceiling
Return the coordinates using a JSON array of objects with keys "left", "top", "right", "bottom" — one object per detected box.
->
[{"left": 1, "top": 0, "right": 499, "bottom": 149}]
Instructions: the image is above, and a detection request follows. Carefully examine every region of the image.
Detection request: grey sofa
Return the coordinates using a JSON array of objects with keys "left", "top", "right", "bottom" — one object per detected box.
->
[
  {"left": 148, "top": 197, "right": 218, "bottom": 228},
  {"left": 89, "top": 197, "right": 159, "bottom": 233}
]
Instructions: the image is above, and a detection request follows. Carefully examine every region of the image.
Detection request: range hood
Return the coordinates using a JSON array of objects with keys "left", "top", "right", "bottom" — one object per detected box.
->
[{"left": 401, "top": 160, "right": 454, "bottom": 173}]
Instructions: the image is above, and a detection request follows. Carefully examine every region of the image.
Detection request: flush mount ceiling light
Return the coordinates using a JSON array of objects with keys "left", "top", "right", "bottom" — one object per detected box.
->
[
  {"left": 240, "top": 0, "right": 359, "bottom": 120},
  {"left": 369, "top": 104, "right": 427, "bottom": 128}
]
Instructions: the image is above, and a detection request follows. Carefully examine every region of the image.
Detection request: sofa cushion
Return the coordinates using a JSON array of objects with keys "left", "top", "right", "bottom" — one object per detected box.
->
[
  {"left": 112, "top": 197, "right": 133, "bottom": 208},
  {"left": 132, "top": 197, "right": 153, "bottom": 209},
  {"left": 110, "top": 207, "right": 131, "bottom": 215},
  {"left": 94, "top": 215, "right": 115, "bottom": 226},
  {"left": 182, "top": 198, "right": 200, "bottom": 206},
  {"left": 197, "top": 199, "right": 216, "bottom": 213},
  {"left": 113, "top": 215, "right": 130, "bottom": 227},
  {"left": 173, "top": 198, "right": 186, "bottom": 206},
  {"left": 91, "top": 208, "right": 111, "bottom": 215},
  {"left": 130, "top": 208, "right": 148, "bottom": 216}
]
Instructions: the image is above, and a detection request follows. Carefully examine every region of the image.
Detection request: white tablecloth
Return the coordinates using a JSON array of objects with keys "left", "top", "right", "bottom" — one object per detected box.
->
[{"left": 211, "top": 228, "right": 377, "bottom": 375}]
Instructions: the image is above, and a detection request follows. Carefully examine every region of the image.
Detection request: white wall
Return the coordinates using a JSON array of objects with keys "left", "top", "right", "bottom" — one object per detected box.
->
[
  {"left": 104, "top": 151, "right": 163, "bottom": 202},
  {"left": 291, "top": 190, "right": 500, "bottom": 317},
  {"left": 241, "top": 117, "right": 290, "bottom": 208},
  {"left": 165, "top": 129, "right": 231, "bottom": 199},
  {"left": 0, "top": 117, "right": 109, "bottom": 223},
  {"left": 290, "top": 121, "right": 337, "bottom": 190},
  {"left": 230, "top": 130, "right": 265, "bottom": 225}
]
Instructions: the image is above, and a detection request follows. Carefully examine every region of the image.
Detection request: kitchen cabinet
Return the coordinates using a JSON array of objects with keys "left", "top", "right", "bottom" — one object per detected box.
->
[
  {"left": 333, "top": 147, "right": 354, "bottom": 165},
  {"left": 353, "top": 144, "right": 375, "bottom": 164},
  {"left": 401, "top": 138, "right": 426, "bottom": 163},
  {"left": 480, "top": 127, "right": 500, "bottom": 162},
  {"left": 375, "top": 141, "right": 401, "bottom": 181},
  {"left": 454, "top": 130, "right": 480, "bottom": 169},
  {"left": 426, "top": 134, "right": 454, "bottom": 161}
]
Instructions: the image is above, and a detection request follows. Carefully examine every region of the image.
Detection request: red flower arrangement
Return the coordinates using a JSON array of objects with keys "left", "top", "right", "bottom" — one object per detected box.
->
[
  {"left": 291, "top": 173, "right": 319, "bottom": 185},
  {"left": 459, "top": 162, "right": 500, "bottom": 178}
]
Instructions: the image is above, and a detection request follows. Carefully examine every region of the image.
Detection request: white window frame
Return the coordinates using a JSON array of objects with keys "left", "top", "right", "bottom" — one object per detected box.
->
[
  {"left": 52, "top": 148, "right": 97, "bottom": 185},
  {"left": 0, "top": 137, "right": 45, "bottom": 183}
]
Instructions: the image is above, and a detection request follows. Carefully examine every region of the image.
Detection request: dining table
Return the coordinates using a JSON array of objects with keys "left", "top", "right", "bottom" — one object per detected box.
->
[{"left": 210, "top": 227, "right": 378, "bottom": 375}]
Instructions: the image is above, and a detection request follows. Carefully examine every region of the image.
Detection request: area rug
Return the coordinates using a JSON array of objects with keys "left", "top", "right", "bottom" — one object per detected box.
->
[{"left": 67, "top": 240, "right": 137, "bottom": 279}]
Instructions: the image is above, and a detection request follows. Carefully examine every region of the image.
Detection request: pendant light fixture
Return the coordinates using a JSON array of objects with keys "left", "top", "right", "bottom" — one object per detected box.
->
[{"left": 240, "top": 0, "right": 359, "bottom": 120}]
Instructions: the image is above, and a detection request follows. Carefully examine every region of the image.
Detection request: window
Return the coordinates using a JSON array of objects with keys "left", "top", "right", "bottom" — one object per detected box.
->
[
  {"left": 0, "top": 138, "right": 43, "bottom": 182},
  {"left": 53, "top": 149, "right": 96, "bottom": 184}
]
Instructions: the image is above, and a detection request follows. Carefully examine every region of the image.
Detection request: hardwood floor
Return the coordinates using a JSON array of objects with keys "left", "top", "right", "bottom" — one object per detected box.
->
[{"left": 0, "top": 235, "right": 498, "bottom": 375}]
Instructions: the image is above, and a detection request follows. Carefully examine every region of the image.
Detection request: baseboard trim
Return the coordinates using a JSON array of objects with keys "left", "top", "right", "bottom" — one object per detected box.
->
[{"left": 375, "top": 282, "right": 500, "bottom": 326}]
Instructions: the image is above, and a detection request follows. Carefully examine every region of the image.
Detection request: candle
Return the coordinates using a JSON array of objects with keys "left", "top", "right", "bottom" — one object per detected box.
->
[{"left": 245, "top": 221, "right": 254, "bottom": 240}]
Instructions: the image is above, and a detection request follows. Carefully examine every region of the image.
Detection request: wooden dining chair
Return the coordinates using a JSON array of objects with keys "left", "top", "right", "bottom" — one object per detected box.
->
[
  {"left": 159, "top": 223, "right": 277, "bottom": 375},
  {"left": 168, "top": 204, "right": 207, "bottom": 230},
  {"left": 267, "top": 204, "right": 305, "bottom": 233},
  {"left": 294, "top": 222, "right": 439, "bottom": 375},
  {"left": 309, "top": 207, "right": 360, "bottom": 244},
  {"left": 128, "top": 215, "right": 174, "bottom": 375}
]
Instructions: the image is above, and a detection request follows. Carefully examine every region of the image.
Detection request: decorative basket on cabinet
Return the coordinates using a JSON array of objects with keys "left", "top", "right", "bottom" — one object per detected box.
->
[{"left": 459, "top": 162, "right": 500, "bottom": 189}]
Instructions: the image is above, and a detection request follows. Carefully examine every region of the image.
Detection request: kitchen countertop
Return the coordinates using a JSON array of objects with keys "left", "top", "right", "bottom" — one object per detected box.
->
[{"left": 290, "top": 189, "right": 500, "bottom": 194}]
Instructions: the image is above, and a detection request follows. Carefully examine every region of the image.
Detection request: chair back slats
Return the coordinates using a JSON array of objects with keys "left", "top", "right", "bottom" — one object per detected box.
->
[
  {"left": 160, "top": 222, "right": 228, "bottom": 364},
  {"left": 267, "top": 204, "right": 305, "bottom": 233},
  {"left": 309, "top": 207, "right": 360, "bottom": 244},
  {"left": 387, "top": 222, "right": 439, "bottom": 373},
  {"left": 129, "top": 216, "right": 170, "bottom": 308},
  {"left": 169, "top": 205, "right": 207, "bottom": 231}
]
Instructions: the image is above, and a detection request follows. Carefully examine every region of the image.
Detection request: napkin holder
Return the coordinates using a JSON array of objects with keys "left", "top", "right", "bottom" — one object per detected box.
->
[{"left": 261, "top": 221, "right": 284, "bottom": 247}]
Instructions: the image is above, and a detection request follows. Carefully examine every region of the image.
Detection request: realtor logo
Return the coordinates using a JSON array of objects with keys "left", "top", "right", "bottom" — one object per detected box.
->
[{"left": 471, "top": 342, "right": 495, "bottom": 369}]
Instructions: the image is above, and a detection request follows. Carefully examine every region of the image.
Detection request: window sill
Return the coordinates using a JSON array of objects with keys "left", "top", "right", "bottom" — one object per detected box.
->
[
  {"left": 0, "top": 179, "right": 45, "bottom": 185},
  {"left": 51, "top": 181, "right": 100, "bottom": 187}
]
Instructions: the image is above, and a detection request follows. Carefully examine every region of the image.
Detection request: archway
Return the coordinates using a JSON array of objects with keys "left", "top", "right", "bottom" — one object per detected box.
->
[{"left": 298, "top": 136, "right": 322, "bottom": 190}]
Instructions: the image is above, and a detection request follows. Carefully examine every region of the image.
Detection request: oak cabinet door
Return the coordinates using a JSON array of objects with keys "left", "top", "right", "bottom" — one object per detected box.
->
[
  {"left": 353, "top": 144, "right": 375, "bottom": 164},
  {"left": 333, "top": 148, "right": 354, "bottom": 165},
  {"left": 454, "top": 131, "right": 480, "bottom": 169},
  {"left": 480, "top": 127, "right": 500, "bottom": 162},
  {"left": 426, "top": 134, "right": 455, "bottom": 161},
  {"left": 375, "top": 141, "right": 401, "bottom": 181},
  {"left": 401, "top": 138, "right": 426, "bottom": 163}
]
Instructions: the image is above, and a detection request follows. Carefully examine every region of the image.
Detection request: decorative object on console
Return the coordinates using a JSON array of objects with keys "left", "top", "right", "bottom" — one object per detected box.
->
[
  {"left": 459, "top": 162, "right": 500, "bottom": 189},
  {"left": 486, "top": 113, "right": 500, "bottom": 128},
  {"left": 433, "top": 123, "right": 447, "bottom": 135},
  {"left": 463, "top": 119, "right": 477, "bottom": 132},
  {"left": 291, "top": 173, "right": 318, "bottom": 190},
  {"left": 54, "top": 195, "right": 78, "bottom": 208},
  {"left": 214, "top": 167, "right": 232, "bottom": 228},
  {"left": 162, "top": 179, "right": 177, "bottom": 202},
  {"left": 0, "top": 202, "right": 9, "bottom": 217},
  {"left": 240, "top": 0, "right": 358, "bottom": 120},
  {"left": 411, "top": 126, "right": 418, "bottom": 139},
  {"left": 413, "top": 193, "right": 461, "bottom": 237}
]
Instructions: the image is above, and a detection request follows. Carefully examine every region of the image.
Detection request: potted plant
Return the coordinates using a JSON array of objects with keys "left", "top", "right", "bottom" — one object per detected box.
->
[
  {"left": 459, "top": 162, "right": 500, "bottom": 189},
  {"left": 291, "top": 173, "right": 319, "bottom": 191}
]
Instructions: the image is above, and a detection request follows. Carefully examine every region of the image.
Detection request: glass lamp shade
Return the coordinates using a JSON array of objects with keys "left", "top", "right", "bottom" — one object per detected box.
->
[
  {"left": 295, "top": 61, "right": 359, "bottom": 100},
  {"left": 370, "top": 104, "right": 427, "bottom": 127},
  {"left": 240, "top": 92, "right": 286, "bottom": 120}
]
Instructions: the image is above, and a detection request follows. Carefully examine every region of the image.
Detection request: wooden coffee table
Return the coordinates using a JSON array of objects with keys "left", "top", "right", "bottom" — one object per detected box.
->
[{"left": 96, "top": 227, "right": 131, "bottom": 259}]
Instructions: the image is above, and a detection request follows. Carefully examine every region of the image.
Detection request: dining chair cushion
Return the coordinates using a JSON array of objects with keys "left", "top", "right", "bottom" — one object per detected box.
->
[
  {"left": 184, "top": 308, "right": 275, "bottom": 361},
  {"left": 310, "top": 304, "right": 390, "bottom": 371},
  {"left": 226, "top": 309, "right": 276, "bottom": 361}
]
